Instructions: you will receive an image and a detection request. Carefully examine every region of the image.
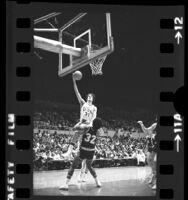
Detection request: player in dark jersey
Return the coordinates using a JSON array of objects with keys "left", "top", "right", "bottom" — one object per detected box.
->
[
  {"left": 59, "top": 118, "right": 103, "bottom": 190},
  {"left": 146, "top": 134, "right": 157, "bottom": 189},
  {"left": 137, "top": 120, "right": 157, "bottom": 190},
  {"left": 78, "top": 148, "right": 98, "bottom": 182}
]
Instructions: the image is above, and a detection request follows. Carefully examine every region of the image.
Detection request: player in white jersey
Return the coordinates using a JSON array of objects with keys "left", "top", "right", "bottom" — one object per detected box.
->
[
  {"left": 80, "top": 101, "right": 97, "bottom": 126},
  {"left": 137, "top": 120, "right": 157, "bottom": 190},
  {"left": 62, "top": 74, "right": 97, "bottom": 160}
]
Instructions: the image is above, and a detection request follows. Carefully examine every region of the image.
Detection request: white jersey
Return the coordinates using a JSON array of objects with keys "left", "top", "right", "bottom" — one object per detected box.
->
[{"left": 80, "top": 102, "right": 97, "bottom": 125}]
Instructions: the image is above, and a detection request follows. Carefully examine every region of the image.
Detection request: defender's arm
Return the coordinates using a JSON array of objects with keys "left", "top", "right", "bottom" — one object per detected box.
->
[
  {"left": 137, "top": 121, "right": 148, "bottom": 133},
  {"left": 138, "top": 121, "right": 157, "bottom": 135}
]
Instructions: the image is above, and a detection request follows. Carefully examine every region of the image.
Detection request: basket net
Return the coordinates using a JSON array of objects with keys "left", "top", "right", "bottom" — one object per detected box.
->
[{"left": 89, "top": 55, "right": 107, "bottom": 75}]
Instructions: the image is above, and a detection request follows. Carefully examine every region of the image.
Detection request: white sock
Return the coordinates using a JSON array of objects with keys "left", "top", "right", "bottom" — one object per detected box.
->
[
  {"left": 83, "top": 173, "right": 87, "bottom": 180},
  {"left": 95, "top": 177, "right": 100, "bottom": 183},
  {"left": 78, "top": 172, "right": 83, "bottom": 180},
  {"left": 66, "top": 178, "right": 70, "bottom": 185},
  {"left": 67, "top": 145, "right": 74, "bottom": 155}
]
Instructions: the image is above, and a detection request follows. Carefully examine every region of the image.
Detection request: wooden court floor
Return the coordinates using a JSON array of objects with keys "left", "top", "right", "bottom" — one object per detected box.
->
[{"left": 33, "top": 166, "right": 156, "bottom": 196}]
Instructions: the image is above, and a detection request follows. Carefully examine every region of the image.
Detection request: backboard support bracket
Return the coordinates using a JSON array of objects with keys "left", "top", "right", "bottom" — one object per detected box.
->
[
  {"left": 58, "top": 36, "right": 114, "bottom": 77},
  {"left": 58, "top": 13, "right": 114, "bottom": 77},
  {"left": 33, "top": 12, "right": 114, "bottom": 77}
]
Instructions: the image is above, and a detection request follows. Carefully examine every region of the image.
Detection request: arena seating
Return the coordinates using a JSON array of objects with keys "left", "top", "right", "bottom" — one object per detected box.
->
[{"left": 33, "top": 101, "right": 155, "bottom": 170}]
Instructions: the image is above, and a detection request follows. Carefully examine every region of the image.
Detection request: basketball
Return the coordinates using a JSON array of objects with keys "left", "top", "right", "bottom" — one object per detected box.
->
[{"left": 73, "top": 71, "right": 83, "bottom": 80}]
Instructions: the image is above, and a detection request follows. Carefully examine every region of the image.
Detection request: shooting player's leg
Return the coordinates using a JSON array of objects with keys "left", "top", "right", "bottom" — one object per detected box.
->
[{"left": 62, "top": 122, "right": 82, "bottom": 160}]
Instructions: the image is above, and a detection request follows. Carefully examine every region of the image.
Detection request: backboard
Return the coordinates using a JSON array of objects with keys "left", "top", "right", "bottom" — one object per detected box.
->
[{"left": 34, "top": 12, "right": 114, "bottom": 77}]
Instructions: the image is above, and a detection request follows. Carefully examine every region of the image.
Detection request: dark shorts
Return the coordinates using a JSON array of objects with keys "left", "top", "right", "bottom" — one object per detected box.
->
[
  {"left": 148, "top": 146, "right": 157, "bottom": 152},
  {"left": 79, "top": 148, "right": 95, "bottom": 160}
]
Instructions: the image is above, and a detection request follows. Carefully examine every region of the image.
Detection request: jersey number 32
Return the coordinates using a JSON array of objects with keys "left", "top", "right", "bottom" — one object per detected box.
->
[{"left": 84, "top": 133, "right": 96, "bottom": 144}]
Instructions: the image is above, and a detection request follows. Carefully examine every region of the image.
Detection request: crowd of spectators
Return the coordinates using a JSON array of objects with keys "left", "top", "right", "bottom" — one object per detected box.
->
[
  {"left": 33, "top": 101, "right": 155, "bottom": 170},
  {"left": 95, "top": 134, "right": 147, "bottom": 160},
  {"left": 33, "top": 129, "right": 148, "bottom": 167},
  {"left": 34, "top": 111, "right": 77, "bottom": 130},
  {"left": 34, "top": 110, "right": 145, "bottom": 133}
]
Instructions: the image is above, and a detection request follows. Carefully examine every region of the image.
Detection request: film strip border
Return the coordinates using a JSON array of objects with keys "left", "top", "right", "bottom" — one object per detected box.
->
[
  {"left": 159, "top": 16, "right": 184, "bottom": 200},
  {"left": 6, "top": 1, "right": 32, "bottom": 199},
  {"left": 6, "top": 2, "right": 185, "bottom": 200}
]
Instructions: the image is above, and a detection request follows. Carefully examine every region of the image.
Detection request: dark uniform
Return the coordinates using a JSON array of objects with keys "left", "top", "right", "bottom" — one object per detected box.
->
[
  {"left": 67, "top": 127, "right": 98, "bottom": 179},
  {"left": 79, "top": 128, "right": 97, "bottom": 160},
  {"left": 147, "top": 136, "right": 157, "bottom": 152},
  {"left": 147, "top": 134, "right": 157, "bottom": 186}
]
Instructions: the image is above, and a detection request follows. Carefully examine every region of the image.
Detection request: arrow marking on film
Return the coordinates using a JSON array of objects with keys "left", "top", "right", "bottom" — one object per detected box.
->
[
  {"left": 174, "top": 134, "right": 181, "bottom": 152},
  {"left": 175, "top": 32, "right": 182, "bottom": 44}
]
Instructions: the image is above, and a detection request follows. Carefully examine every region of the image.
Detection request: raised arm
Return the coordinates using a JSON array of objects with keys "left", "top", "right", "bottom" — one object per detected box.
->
[
  {"left": 137, "top": 121, "right": 148, "bottom": 133},
  {"left": 73, "top": 77, "right": 85, "bottom": 106},
  {"left": 149, "top": 122, "right": 157, "bottom": 132},
  {"left": 137, "top": 121, "right": 157, "bottom": 134}
]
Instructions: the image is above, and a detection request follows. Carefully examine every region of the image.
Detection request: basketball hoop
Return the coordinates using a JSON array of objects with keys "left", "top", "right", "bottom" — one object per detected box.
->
[{"left": 90, "top": 55, "right": 107, "bottom": 75}]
